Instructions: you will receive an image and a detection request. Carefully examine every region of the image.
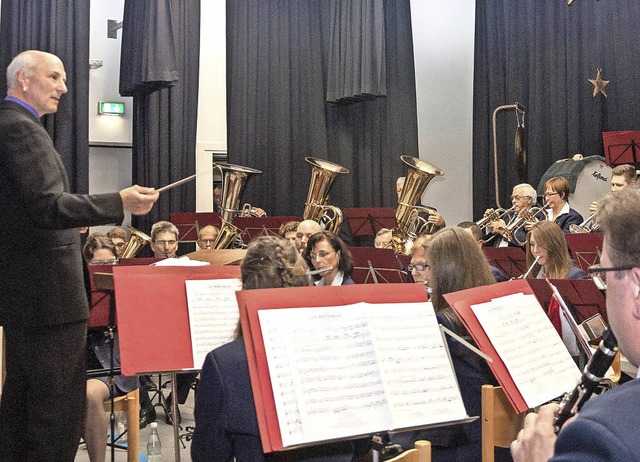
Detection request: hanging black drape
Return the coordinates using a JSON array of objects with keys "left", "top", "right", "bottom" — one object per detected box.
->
[
  {"left": 226, "top": 0, "right": 417, "bottom": 217},
  {"left": 473, "top": 0, "right": 640, "bottom": 218},
  {"left": 120, "top": 0, "right": 200, "bottom": 234},
  {"left": 0, "top": 0, "right": 90, "bottom": 194}
]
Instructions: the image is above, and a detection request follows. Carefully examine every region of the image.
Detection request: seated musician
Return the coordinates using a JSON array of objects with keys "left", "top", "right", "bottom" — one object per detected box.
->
[
  {"left": 525, "top": 221, "right": 586, "bottom": 279},
  {"left": 83, "top": 235, "right": 139, "bottom": 462},
  {"left": 304, "top": 231, "right": 355, "bottom": 286},
  {"left": 392, "top": 228, "right": 502, "bottom": 461},
  {"left": 213, "top": 183, "right": 267, "bottom": 217},
  {"left": 106, "top": 227, "right": 127, "bottom": 258},
  {"left": 397, "top": 176, "right": 445, "bottom": 232},
  {"left": 150, "top": 220, "right": 180, "bottom": 259},
  {"left": 197, "top": 224, "right": 219, "bottom": 250},
  {"left": 589, "top": 163, "right": 638, "bottom": 218},
  {"left": 191, "top": 236, "right": 369, "bottom": 461},
  {"left": 408, "top": 236, "right": 431, "bottom": 290},
  {"left": 295, "top": 219, "right": 322, "bottom": 254},
  {"left": 543, "top": 176, "right": 583, "bottom": 233},
  {"left": 481, "top": 183, "right": 541, "bottom": 248},
  {"left": 457, "top": 221, "right": 508, "bottom": 282},
  {"left": 374, "top": 227, "right": 393, "bottom": 249},
  {"left": 278, "top": 220, "right": 300, "bottom": 246}
]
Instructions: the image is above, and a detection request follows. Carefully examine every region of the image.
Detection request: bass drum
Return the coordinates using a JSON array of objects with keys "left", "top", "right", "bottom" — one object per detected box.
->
[{"left": 537, "top": 155, "right": 612, "bottom": 219}]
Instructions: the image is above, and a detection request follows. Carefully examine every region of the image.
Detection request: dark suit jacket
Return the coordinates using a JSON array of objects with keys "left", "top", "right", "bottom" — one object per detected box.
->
[
  {"left": 551, "top": 378, "right": 640, "bottom": 461},
  {"left": 0, "top": 100, "right": 124, "bottom": 327},
  {"left": 554, "top": 208, "right": 583, "bottom": 234},
  {"left": 192, "top": 339, "right": 368, "bottom": 462}
]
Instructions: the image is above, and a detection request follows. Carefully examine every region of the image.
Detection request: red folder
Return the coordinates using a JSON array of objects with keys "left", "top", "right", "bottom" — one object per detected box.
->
[
  {"left": 113, "top": 265, "right": 241, "bottom": 375},
  {"left": 236, "top": 284, "right": 428, "bottom": 453}
]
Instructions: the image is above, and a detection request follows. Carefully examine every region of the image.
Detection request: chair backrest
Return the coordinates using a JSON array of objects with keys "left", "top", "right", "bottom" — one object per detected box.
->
[
  {"left": 386, "top": 440, "right": 431, "bottom": 462},
  {"left": 103, "top": 388, "right": 140, "bottom": 462},
  {"left": 481, "top": 385, "right": 526, "bottom": 462}
]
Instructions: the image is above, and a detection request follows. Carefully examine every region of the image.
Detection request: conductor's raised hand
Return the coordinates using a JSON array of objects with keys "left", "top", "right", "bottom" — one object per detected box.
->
[{"left": 119, "top": 185, "right": 159, "bottom": 215}]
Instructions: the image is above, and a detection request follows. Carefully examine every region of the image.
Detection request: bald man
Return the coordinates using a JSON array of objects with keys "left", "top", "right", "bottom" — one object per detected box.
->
[{"left": 295, "top": 220, "right": 322, "bottom": 254}]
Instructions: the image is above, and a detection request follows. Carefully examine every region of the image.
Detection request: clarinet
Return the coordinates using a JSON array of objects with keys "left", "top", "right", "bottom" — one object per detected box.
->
[{"left": 553, "top": 329, "right": 618, "bottom": 433}]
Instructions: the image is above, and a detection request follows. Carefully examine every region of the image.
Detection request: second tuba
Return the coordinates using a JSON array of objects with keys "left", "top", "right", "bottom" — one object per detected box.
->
[
  {"left": 303, "top": 157, "right": 349, "bottom": 233},
  {"left": 120, "top": 226, "right": 153, "bottom": 258},
  {"left": 212, "top": 162, "right": 262, "bottom": 249},
  {"left": 392, "top": 156, "right": 444, "bottom": 254}
]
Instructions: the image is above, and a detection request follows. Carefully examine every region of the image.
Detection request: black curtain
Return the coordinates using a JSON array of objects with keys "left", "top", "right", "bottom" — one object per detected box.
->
[
  {"left": 473, "top": 0, "right": 640, "bottom": 218},
  {"left": 120, "top": 0, "right": 200, "bottom": 234},
  {"left": 0, "top": 0, "right": 90, "bottom": 194},
  {"left": 226, "top": 0, "right": 417, "bottom": 217}
]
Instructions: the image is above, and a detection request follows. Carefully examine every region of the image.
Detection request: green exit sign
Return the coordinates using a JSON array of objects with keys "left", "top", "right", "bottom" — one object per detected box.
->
[{"left": 98, "top": 101, "right": 125, "bottom": 115}]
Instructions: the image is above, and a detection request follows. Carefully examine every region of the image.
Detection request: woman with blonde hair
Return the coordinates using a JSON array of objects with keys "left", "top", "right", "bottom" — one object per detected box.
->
[{"left": 525, "top": 221, "right": 586, "bottom": 279}]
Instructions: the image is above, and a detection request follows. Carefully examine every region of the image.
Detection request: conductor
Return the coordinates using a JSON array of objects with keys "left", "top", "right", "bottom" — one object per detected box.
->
[{"left": 0, "top": 50, "right": 158, "bottom": 461}]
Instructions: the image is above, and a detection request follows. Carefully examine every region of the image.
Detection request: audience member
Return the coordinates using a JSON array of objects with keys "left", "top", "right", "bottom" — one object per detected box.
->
[
  {"left": 542, "top": 176, "right": 583, "bottom": 233},
  {"left": 525, "top": 221, "right": 586, "bottom": 279},
  {"left": 106, "top": 227, "right": 128, "bottom": 258},
  {"left": 192, "top": 236, "right": 368, "bottom": 461},
  {"left": 305, "top": 231, "right": 355, "bottom": 286},
  {"left": 150, "top": 221, "right": 179, "bottom": 259},
  {"left": 511, "top": 187, "right": 640, "bottom": 461},
  {"left": 197, "top": 224, "right": 219, "bottom": 250},
  {"left": 278, "top": 220, "right": 300, "bottom": 246}
]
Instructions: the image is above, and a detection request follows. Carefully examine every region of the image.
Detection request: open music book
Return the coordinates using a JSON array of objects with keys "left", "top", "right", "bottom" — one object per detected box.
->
[{"left": 237, "top": 284, "right": 475, "bottom": 452}]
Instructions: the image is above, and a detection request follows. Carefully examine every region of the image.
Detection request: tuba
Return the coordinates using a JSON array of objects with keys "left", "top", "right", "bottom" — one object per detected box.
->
[
  {"left": 212, "top": 162, "right": 262, "bottom": 249},
  {"left": 120, "top": 226, "right": 153, "bottom": 258},
  {"left": 392, "top": 156, "right": 444, "bottom": 254},
  {"left": 303, "top": 157, "right": 349, "bottom": 233}
]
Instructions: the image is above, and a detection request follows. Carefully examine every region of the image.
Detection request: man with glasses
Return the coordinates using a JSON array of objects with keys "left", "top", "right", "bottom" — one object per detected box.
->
[
  {"left": 150, "top": 220, "right": 180, "bottom": 259},
  {"left": 511, "top": 187, "right": 640, "bottom": 461},
  {"left": 107, "top": 227, "right": 128, "bottom": 258},
  {"left": 197, "top": 224, "right": 220, "bottom": 250},
  {"left": 482, "top": 183, "right": 542, "bottom": 248}
]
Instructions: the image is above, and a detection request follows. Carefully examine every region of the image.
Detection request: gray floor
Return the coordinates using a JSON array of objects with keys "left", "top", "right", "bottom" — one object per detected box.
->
[{"left": 75, "top": 378, "right": 195, "bottom": 462}]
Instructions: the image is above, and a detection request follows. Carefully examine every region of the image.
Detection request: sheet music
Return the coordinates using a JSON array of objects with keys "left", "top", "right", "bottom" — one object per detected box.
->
[
  {"left": 185, "top": 278, "right": 242, "bottom": 369},
  {"left": 259, "top": 302, "right": 467, "bottom": 447},
  {"left": 471, "top": 293, "right": 580, "bottom": 408}
]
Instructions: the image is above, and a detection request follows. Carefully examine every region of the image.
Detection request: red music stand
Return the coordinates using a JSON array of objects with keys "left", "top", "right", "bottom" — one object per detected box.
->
[
  {"left": 170, "top": 212, "right": 222, "bottom": 242},
  {"left": 602, "top": 130, "right": 640, "bottom": 168},
  {"left": 527, "top": 279, "right": 607, "bottom": 326},
  {"left": 348, "top": 247, "right": 407, "bottom": 284},
  {"left": 342, "top": 207, "right": 396, "bottom": 236},
  {"left": 565, "top": 233, "right": 603, "bottom": 274},
  {"left": 87, "top": 265, "right": 116, "bottom": 327},
  {"left": 482, "top": 247, "right": 527, "bottom": 279},
  {"left": 233, "top": 217, "right": 282, "bottom": 244}
]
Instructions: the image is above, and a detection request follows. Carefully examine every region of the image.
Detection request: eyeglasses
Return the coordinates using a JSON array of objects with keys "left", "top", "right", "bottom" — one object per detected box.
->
[
  {"left": 309, "top": 250, "right": 334, "bottom": 260},
  {"left": 114, "top": 242, "right": 126, "bottom": 249},
  {"left": 154, "top": 240, "right": 177, "bottom": 247},
  {"left": 510, "top": 195, "right": 531, "bottom": 201},
  {"left": 198, "top": 239, "right": 217, "bottom": 245},
  {"left": 543, "top": 192, "right": 559, "bottom": 198},
  {"left": 90, "top": 258, "right": 118, "bottom": 265},
  {"left": 588, "top": 264, "right": 636, "bottom": 283},
  {"left": 408, "top": 263, "right": 430, "bottom": 272}
]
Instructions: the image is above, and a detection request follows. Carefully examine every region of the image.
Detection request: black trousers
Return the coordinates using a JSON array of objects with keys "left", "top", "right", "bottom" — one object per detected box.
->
[{"left": 0, "top": 321, "right": 87, "bottom": 462}]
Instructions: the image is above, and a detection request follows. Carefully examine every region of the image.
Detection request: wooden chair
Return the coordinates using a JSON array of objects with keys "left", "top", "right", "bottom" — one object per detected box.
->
[
  {"left": 481, "top": 385, "right": 526, "bottom": 462},
  {"left": 103, "top": 388, "right": 140, "bottom": 462},
  {"left": 386, "top": 440, "right": 431, "bottom": 462}
]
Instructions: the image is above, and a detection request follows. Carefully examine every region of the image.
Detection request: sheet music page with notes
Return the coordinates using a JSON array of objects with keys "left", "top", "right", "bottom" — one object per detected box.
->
[
  {"left": 471, "top": 293, "right": 580, "bottom": 408},
  {"left": 258, "top": 301, "right": 467, "bottom": 448},
  {"left": 185, "top": 278, "right": 242, "bottom": 369}
]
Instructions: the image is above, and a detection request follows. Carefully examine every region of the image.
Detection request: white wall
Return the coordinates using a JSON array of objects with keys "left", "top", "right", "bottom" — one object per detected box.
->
[{"left": 410, "top": 0, "right": 475, "bottom": 225}]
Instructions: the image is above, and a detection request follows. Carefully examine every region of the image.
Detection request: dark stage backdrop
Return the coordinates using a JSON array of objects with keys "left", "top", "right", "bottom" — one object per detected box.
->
[
  {"left": 0, "top": 0, "right": 90, "bottom": 194},
  {"left": 474, "top": 0, "right": 640, "bottom": 218},
  {"left": 226, "top": 0, "right": 418, "bottom": 217}
]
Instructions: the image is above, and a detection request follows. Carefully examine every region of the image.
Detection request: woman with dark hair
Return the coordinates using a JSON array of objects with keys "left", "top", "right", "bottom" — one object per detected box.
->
[
  {"left": 394, "top": 227, "right": 500, "bottom": 461},
  {"left": 192, "top": 236, "right": 367, "bottom": 461},
  {"left": 525, "top": 221, "right": 587, "bottom": 279},
  {"left": 542, "top": 176, "right": 583, "bottom": 233},
  {"left": 304, "top": 231, "right": 355, "bottom": 286}
]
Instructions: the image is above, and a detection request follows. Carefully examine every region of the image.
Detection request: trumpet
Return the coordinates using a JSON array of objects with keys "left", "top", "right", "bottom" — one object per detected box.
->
[
  {"left": 569, "top": 210, "right": 600, "bottom": 233},
  {"left": 476, "top": 206, "right": 515, "bottom": 230}
]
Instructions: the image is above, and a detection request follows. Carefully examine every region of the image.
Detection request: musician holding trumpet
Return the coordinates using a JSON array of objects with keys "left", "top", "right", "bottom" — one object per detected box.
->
[
  {"left": 511, "top": 187, "right": 640, "bottom": 462},
  {"left": 585, "top": 164, "right": 638, "bottom": 231}
]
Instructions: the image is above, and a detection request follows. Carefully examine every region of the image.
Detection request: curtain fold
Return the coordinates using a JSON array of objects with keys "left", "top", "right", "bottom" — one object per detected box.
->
[
  {"left": 0, "top": 0, "right": 90, "bottom": 194},
  {"left": 122, "top": 0, "right": 200, "bottom": 235},
  {"left": 473, "top": 0, "right": 640, "bottom": 218},
  {"left": 227, "top": 0, "right": 417, "bottom": 216}
]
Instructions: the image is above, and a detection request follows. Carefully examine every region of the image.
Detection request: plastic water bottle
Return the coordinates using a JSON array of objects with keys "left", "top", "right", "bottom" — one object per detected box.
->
[{"left": 146, "top": 422, "right": 162, "bottom": 460}]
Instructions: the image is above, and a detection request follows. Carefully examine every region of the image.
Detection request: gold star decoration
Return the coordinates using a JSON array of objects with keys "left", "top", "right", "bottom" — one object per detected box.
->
[{"left": 588, "top": 67, "right": 609, "bottom": 98}]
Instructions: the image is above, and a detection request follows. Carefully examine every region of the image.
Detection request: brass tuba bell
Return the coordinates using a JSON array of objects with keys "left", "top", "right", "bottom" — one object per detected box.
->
[
  {"left": 120, "top": 226, "right": 153, "bottom": 258},
  {"left": 392, "top": 156, "right": 444, "bottom": 254},
  {"left": 212, "top": 162, "right": 262, "bottom": 249},
  {"left": 303, "top": 157, "right": 349, "bottom": 234}
]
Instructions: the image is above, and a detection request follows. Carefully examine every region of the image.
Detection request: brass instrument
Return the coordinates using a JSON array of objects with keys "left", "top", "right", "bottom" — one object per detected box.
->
[
  {"left": 569, "top": 210, "right": 600, "bottom": 233},
  {"left": 120, "top": 226, "right": 152, "bottom": 258},
  {"left": 212, "top": 162, "right": 262, "bottom": 249},
  {"left": 498, "top": 203, "right": 548, "bottom": 246},
  {"left": 392, "top": 156, "right": 444, "bottom": 254},
  {"left": 303, "top": 157, "right": 349, "bottom": 233},
  {"left": 477, "top": 206, "right": 515, "bottom": 243}
]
